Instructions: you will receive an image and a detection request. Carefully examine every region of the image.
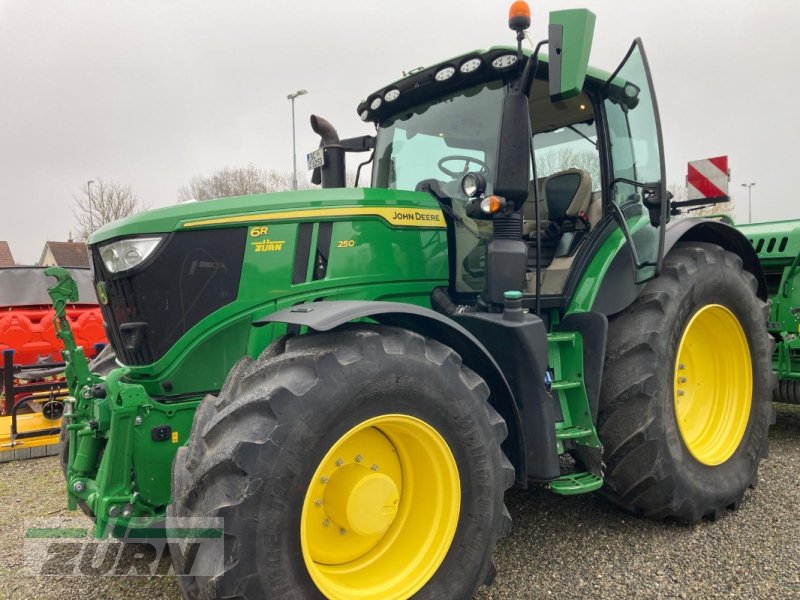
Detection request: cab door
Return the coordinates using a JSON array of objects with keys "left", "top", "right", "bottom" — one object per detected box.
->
[{"left": 602, "top": 39, "right": 667, "bottom": 283}]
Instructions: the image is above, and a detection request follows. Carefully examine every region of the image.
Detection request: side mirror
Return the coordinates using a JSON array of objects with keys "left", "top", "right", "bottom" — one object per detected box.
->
[
  {"left": 642, "top": 182, "right": 665, "bottom": 227},
  {"left": 493, "top": 92, "right": 530, "bottom": 210},
  {"left": 548, "top": 9, "right": 596, "bottom": 101}
]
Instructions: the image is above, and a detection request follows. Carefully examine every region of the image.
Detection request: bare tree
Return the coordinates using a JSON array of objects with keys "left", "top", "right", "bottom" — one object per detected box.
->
[
  {"left": 667, "top": 181, "right": 687, "bottom": 204},
  {"left": 177, "top": 164, "right": 364, "bottom": 202},
  {"left": 73, "top": 179, "right": 143, "bottom": 240},
  {"left": 177, "top": 164, "right": 312, "bottom": 202},
  {"left": 535, "top": 148, "right": 601, "bottom": 188}
]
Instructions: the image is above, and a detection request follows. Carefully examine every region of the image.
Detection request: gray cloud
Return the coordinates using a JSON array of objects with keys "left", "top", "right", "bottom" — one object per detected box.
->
[{"left": 1, "top": 0, "right": 796, "bottom": 263}]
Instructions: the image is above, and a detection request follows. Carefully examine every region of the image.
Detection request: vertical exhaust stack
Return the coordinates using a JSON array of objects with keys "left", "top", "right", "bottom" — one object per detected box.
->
[{"left": 310, "top": 115, "right": 346, "bottom": 188}]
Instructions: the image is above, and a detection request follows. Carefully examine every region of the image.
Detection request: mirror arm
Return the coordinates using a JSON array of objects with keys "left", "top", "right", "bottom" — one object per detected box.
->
[
  {"left": 609, "top": 201, "right": 653, "bottom": 270},
  {"left": 340, "top": 135, "right": 376, "bottom": 152},
  {"left": 354, "top": 150, "right": 375, "bottom": 188},
  {"left": 519, "top": 39, "right": 548, "bottom": 94},
  {"left": 610, "top": 176, "right": 656, "bottom": 190}
]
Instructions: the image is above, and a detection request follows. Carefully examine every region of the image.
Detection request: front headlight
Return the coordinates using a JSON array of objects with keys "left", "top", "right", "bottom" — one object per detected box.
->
[{"left": 98, "top": 236, "right": 163, "bottom": 274}]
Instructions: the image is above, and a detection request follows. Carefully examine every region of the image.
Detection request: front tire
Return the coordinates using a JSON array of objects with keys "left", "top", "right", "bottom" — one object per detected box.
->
[
  {"left": 598, "top": 243, "right": 775, "bottom": 522},
  {"left": 169, "top": 325, "right": 513, "bottom": 599}
]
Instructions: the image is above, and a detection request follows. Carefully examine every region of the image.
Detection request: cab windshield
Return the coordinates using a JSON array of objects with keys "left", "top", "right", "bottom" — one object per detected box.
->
[
  {"left": 373, "top": 81, "right": 505, "bottom": 295},
  {"left": 373, "top": 81, "right": 504, "bottom": 194}
]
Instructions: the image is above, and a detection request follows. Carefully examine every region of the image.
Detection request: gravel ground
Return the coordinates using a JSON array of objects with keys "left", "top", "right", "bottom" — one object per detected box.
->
[{"left": 1, "top": 404, "right": 798, "bottom": 600}]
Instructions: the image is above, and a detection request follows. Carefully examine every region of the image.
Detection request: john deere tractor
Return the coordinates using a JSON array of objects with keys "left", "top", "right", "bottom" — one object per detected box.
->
[{"left": 52, "top": 5, "right": 775, "bottom": 599}]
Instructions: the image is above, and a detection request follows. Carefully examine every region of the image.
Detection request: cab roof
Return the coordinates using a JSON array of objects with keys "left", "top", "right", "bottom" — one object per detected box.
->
[{"left": 357, "top": 46, "right": 612, "bottom": 125}]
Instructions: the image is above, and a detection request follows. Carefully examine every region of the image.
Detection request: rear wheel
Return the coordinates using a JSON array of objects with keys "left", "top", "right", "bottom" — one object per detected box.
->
[
  {"left": 169, "top": 325, "right": 513, "bottom": 599},
  {"left": 598, "top": 243, "right": 775, "bottom": 522}
]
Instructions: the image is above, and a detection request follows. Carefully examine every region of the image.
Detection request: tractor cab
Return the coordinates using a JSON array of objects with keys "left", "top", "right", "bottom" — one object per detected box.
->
[{"left": 351, "top": 11, "right": 667, "bottom": 315}]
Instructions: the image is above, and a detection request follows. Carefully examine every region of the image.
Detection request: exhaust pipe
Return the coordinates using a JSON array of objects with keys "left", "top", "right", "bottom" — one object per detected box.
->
[
  {"left": 310, "top": 115, "right": 346, "bottom": 188},
  {"left": 310, "top": 115, "right": 339, "bottom": 145}
]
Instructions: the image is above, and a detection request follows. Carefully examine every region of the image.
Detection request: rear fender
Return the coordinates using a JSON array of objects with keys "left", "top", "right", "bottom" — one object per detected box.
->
[{"left": 591, "top": 218, "right": 767, "bottom": 316}]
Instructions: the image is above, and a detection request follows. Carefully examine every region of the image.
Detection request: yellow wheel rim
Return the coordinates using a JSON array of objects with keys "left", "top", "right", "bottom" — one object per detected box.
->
[
  {"left": 674, "top": 304, "right": 752, "bottom": 466},
  {"left": 300, "top": 414, "right": 460, "bottom": 600}
]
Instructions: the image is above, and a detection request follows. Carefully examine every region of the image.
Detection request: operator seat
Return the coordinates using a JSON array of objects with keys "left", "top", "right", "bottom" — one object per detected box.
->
[
  {"left": 542, "top": 168, "right": 592, "bottom": 258},
  {"left": 524, "top": 168, "right": 595, "bottom": 295},
  {"left": 522, "top": 177, "right": 548, "bottom": 237}
]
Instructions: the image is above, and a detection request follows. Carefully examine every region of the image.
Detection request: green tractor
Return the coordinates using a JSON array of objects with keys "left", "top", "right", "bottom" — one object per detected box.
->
[
  {"left": 52, "top": 5, "right": 775, "bottom": 599},
  {"left": 737, "top": 219, "right": 800, "bottom": 403}
]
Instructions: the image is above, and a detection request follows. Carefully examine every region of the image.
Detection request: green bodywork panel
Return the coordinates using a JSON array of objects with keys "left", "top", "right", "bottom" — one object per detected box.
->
[
  {"left": 738, "top": 219, "right": 800, "bottom": 381},
  {"left": 96, "top": 189, "right": 448, "bottom": 391},
  {"left": 59, "top": 190, "right": 451, "bottom": 536},
  {"left": 566, "top": 212, "right": 657, "bottom": 314},
  {"left": 89, "top": 188, "right": 445, "bottom": 242},
  {"left": 548, "top": 9, "right": 596, "bottom": 101}
]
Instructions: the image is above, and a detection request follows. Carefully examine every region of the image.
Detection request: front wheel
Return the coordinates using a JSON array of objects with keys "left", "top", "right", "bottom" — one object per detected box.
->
[
  {"left": 169, "top": 325, "right": 513, "bottom": 599},
  {"left": 598, "top": 242, "right": 775, "bottom": 522}
]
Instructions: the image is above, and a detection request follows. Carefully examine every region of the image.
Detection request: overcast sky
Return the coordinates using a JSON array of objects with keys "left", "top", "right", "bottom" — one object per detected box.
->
[{"left": 1, "top": 0, "right": 797, "bottom": 264}]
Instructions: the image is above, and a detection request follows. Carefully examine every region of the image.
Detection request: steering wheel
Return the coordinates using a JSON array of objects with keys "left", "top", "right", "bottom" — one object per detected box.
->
[{"left": 437, "top": 155, "right": 491, "bottom": 179}]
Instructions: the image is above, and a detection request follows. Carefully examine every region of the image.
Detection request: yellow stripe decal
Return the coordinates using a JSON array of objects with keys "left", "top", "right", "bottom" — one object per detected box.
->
[{"left": 182, "top": 206, "right": 446, "bottom": 229}]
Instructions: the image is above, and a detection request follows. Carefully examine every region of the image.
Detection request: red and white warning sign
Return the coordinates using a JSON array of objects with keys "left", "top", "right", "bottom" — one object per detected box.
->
[{"left": 687, "top": 155, "right": 729, "bottom": 200}]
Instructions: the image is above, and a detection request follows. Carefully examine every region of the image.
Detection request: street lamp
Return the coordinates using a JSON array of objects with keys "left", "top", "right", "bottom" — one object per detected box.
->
[
  {"left": 87, "top": 180, "right": 96, "bottom": 231},
  {"left": 741, "top": 182, "right": 755, "bottom": 224},
  {"left": 287, "top": 89, "right": 308, "bottom": 190}
]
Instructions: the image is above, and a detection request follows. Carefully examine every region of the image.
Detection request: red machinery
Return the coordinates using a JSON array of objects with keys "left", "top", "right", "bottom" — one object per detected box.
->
[{"left": 0, "top": 266, "right": 107, "bottom": 461}]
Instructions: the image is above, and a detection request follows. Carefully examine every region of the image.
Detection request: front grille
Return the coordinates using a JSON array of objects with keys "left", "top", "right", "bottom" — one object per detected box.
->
[{"left": 92, "top": 228, "right": 247, "bottom": 366}]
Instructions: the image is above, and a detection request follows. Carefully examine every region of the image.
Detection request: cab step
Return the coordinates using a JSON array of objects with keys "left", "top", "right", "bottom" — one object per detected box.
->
[
  {"left": 549, "top": 471, "right": 603, "bottom": 495},
  {"left": 555, "top": 425, "right": 594, "bottom": 440},
  {"left": 551, "top": 379, "right": 582, "bottom": 391}
]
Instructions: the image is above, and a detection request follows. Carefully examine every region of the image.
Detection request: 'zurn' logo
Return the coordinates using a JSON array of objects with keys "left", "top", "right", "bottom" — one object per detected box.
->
[{"left": 24, "top": 517, "right": 223, "bottom": 577}]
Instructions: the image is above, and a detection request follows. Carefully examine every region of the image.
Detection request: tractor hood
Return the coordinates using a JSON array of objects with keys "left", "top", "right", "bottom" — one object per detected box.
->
[{"left": 88, "top": 188, "right": 439, "bottom": 245}]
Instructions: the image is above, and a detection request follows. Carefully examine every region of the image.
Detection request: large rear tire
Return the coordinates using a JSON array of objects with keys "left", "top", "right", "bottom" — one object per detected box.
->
[
  {"left": 598, "top": 243, "right": 775, "bottom": 522},
  {"left": 169, "top": 325, "right": 513, "bottom": 600}
]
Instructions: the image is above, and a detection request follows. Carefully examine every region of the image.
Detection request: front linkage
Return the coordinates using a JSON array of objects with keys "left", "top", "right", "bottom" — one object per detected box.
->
[{"left": 46, "top": 267, "right": 166, "bottom": 536}]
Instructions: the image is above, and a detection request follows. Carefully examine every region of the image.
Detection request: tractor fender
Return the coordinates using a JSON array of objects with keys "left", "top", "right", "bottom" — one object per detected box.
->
[
  {"left": 592, "top": 218, "right": 767, "bottom": 316},
  {"left": 663, "top": 218, "right": 767, "bottom": 300},
  {"left": 254, "top": 301, "right": 528, "bottom": 484}
]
